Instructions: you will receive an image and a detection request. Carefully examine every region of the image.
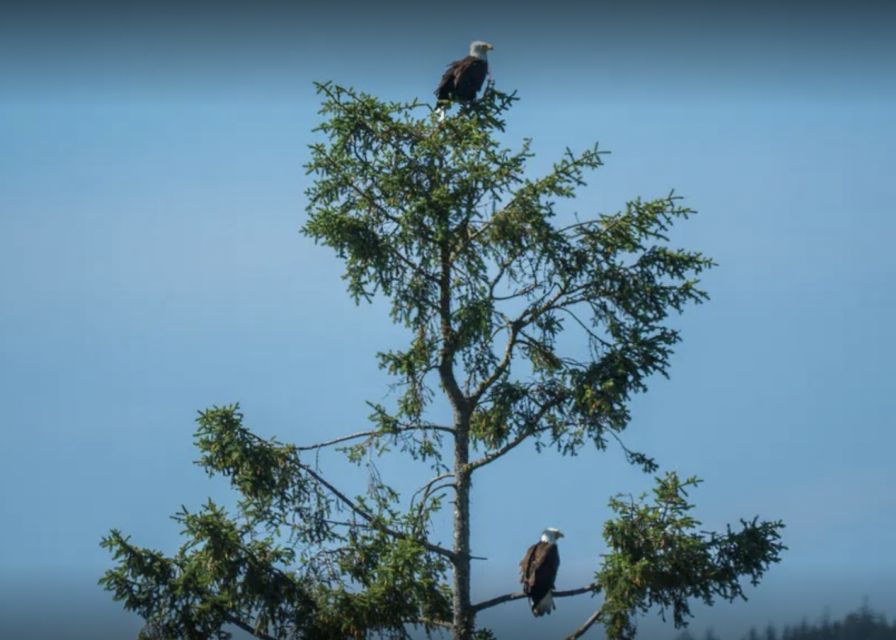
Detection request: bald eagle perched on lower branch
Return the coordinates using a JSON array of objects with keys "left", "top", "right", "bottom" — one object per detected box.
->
[
  {"left": 435, "top": 40, "right": 492, "bottom": 104},
  {"left": 519, "top": 528, "right": 563, "bottom": 616}
]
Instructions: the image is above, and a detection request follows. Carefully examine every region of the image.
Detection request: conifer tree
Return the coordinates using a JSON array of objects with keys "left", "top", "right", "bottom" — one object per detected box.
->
[{"left": 101, "top": 84, "right": 785, "bottom": 640}]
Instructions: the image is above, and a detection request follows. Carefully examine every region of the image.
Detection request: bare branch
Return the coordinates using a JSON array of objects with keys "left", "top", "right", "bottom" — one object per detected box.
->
[
  {"left": 297, "top": 424, "right": 455, "bottom": 452},
  {"left": 469, "top": 319, "right": 522, "bottom": 405},
  {"left": 557, "top": 306, "right": 605, "bottom": 345},
  {"left": 411, "top": 472, "right": 455, "bottom": 501},
  {"left": 468, "top": 426, "right": 541, "bottom": 473},
  {"left": 492, "top": 281, "right": 541, "bottom": 302},
  {"left": 467, "top": 395, "right": 566, "bottom": 472},
  {"left": 471, "top": 584, "right": 598, "bottom": 613},
  {"left": 555, "top": 586, "right": 598, "bottom": 598},
  {"left": 297, "top": 429, "right": 381, "bottom": 452},
  {"left": 565, "top": 608, "right": 603, "bottom": 640},
  {"left": 471, "top": 591, "right": 526, "bottom": 612},
  {"left": 411, "top": 472, "right": 456, "bottom": 523},
  {"left": 297, "top": 457, "right": 455, "bottom": 560}
]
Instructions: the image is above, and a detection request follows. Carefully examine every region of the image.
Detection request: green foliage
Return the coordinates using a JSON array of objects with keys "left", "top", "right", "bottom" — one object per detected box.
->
[
  {"left": 596, "top": 474, "right": 786, "bottom": 640},
  {"left": 100, "top": 505, "right": 314, "bottom": 640},
  {"left": 101, "top": 83, "right": 782, "bottom": 640},
  {"left": 304, "top": 82, "right": 713, "bottom": 463},
  {"left": 101, "top": 405, "right": 451, "bottom": 638}
]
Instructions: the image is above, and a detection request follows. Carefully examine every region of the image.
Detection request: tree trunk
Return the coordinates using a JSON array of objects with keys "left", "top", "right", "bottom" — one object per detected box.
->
[
  {"left": 439, "top": 241, "right": 474, "bottom": 640},
  {"left": 452, "top": 415, "right": 473, "bottom": 640}
]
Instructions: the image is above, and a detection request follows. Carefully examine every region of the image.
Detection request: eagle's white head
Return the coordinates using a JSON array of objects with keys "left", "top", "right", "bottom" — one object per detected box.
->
[
  {"left": 469, "top": 41, "right": 494, "bottom": 60},
  {"left": 541, "top": 528, "right": 564, "bottom": 543}
]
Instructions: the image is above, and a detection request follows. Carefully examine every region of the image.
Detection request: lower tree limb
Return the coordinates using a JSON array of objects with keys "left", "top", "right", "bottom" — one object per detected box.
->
[{"left": 471, "top": 585, "right": 598, "bottom": 613}]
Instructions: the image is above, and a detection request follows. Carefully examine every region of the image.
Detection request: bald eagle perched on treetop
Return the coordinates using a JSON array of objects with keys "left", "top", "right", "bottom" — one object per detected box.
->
[
  {"left": 435, "top": 40, "right": 493, "bottom": 104},
  {"left": 519, "top": 528, "right": 563, "bottom": 617}
]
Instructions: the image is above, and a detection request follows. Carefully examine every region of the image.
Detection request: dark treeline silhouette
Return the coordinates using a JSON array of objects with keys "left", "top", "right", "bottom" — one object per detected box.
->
[{"left": 672, "top": 604, "right": 896, "bottom": 640}]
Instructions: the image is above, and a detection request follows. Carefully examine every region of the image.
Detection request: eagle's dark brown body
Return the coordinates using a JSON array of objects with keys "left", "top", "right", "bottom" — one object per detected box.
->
[
  {"left": 519, "top": 540, "right": 560, "bottom": 616},
  {"left": 435, "top": 56, "right": 488, "bottom": 102}
]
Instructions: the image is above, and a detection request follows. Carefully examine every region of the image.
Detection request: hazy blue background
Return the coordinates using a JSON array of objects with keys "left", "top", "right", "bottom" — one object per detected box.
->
[{"left": 2, "top": 1, "right": 894, "bottom": 638}]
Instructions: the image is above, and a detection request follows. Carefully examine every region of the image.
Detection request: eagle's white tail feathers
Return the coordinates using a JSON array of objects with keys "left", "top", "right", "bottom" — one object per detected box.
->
[{"left": 533, "top": 590, "right": 555, "bottom": 616}]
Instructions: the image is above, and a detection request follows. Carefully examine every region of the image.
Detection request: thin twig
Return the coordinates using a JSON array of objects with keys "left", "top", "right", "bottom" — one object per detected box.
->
[
  {"left": 250, "top": 424, "right": 455, "bottom": 559},
  {"left": 297, "top": 425, "right": 454, "bottom": 451},
  {"left": 411, "top": 472, "right": 456, "bottom": 523},
  {"left": 469, "top": 319, "right": 522, "bottom": 405},
  {"left": 297, "top": 459, "right": 455, "bottom": 560},
  {"left": 467, "top": 395, "right": 565, "bottom": 472}
]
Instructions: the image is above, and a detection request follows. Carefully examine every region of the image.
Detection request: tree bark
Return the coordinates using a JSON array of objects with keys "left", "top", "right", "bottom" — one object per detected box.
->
[
  {"left": 452, "top": 419, "right": 473, "bottom": 640},
  {"left": 438, "top": 240, "right": 474, "bottom": 640}
]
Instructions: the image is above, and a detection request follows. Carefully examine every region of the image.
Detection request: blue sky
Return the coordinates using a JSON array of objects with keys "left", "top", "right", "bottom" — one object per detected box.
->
[{"left": 1, "top": 2, "right": 895, "bottom": 638}]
